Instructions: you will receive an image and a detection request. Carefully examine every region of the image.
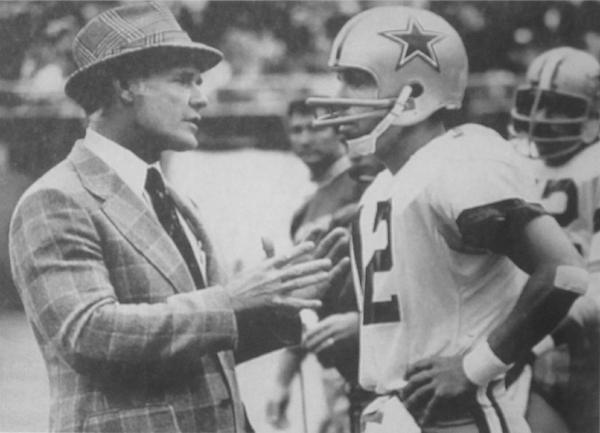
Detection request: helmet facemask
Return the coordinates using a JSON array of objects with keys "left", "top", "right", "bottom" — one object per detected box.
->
[
  {"left": 305, "top": 6, "right": 468, "bottom": 158},
  {"left": 509, "top": 47, "right": 600, "bottom": 163},
  {"left": 307, "top": 83, "right": 415, "bottom": 157},
  {"left": 509, "top": 86, "right": 597, "bottom": 161}
]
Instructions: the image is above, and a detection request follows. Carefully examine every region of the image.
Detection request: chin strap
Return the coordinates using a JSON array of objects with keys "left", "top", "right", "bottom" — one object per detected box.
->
[{"left": 346, "top": 85, "right": 414, "bottom": 158}]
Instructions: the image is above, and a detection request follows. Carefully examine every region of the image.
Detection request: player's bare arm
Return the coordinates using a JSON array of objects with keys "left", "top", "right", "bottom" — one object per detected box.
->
[
  {"left": 486, "top": 215, "right": 586, "bottom": 362},
  {"left": 403, "top": 214, "right": 587, "bottom": 425}
]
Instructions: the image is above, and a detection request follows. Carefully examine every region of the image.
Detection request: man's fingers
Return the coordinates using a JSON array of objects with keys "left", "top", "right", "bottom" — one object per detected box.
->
[
  {"left": 280, "top": 271, "right": 330, "bottom": 293},
  {"left": 303, "top": 323, "right": 335, "bottom": 353},
  {"left": 272, "top": 241, "right": 315, "bottom": 268},
  {"left": 311, "top": 335, "right": 337, "bottom": 354},
  {"left": 329, "top": 257, "right": 350, "bottom": 284},
  {"left": 281, "top": 258, "right": 331, "bottom": 281},
  {"left": 419, "top": 393, "right": 440, "bottom": 426},
  {"left": 401, "top": 370, "right": 433, "bottom": 400},
  {"left": 326, "top": 236, "right": 349, "bottom": 263},
  {"left": 262, "top": 237, "right": 276, "bottom": 258},
  {"left": 405, "top": 358, "right": 434, "bottom": 379},
  {"left": 313, "top": 227, "right": 348, "bottom": 259},
  {"left": 273, "top": 295, "right": 322, "bottom": 310},
  {"left": 403, "top": 383, "right": 435, "bottom": 414},
  {"left": 305, "top": 227, "right": 326, "bottom": 244},
  {"left": 283, "top": 258, "right": 349, "bottom": 301},
  {"left": 303, "top": 323, "right": 332, "bottom": 351}
]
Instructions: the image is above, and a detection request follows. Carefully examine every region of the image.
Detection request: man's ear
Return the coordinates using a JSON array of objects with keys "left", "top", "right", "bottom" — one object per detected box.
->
[
  {"left": 581, "top": 113, "right": 600, "bottom": 144},
  {"left": 111, "top": 78, "right": 134, "bottom": 104}
]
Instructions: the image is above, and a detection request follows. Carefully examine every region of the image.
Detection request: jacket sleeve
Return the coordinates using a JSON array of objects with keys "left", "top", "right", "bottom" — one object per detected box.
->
[
  {"left": 9, "top": 187, "right": 238, "bottom": 378},
  {"left": 234, "top": 308, "right": 301, "bottom": 364}
]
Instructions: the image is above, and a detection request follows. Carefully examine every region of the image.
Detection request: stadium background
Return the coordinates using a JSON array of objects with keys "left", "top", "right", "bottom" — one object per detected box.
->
[{"left": 0, "top": 1, "right": 598, "bottom": 432}]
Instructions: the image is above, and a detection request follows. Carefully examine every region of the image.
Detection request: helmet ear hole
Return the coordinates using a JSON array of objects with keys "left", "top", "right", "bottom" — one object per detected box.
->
[{"left": 409, "top": 82, "right": 424, "bottom": 98}]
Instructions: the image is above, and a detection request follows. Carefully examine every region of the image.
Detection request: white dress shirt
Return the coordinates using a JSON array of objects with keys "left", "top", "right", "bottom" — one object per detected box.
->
[{"left": 82, "top": 128, "right": 207, "bottom": 278}]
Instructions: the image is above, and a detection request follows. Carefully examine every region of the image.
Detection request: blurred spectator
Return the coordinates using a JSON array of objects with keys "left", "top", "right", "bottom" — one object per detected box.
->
[
  {"left": 0, "top": 1, "right": 595, "bottom": 84},
  {"left": 578, "top": 1, "right": 600, "bottom": 61},
  {"left": 267, "top": 99, "right": 379, "bottom": 433},
  {"left": 0, "top": 140, "right": 33, "bottom": 310}
]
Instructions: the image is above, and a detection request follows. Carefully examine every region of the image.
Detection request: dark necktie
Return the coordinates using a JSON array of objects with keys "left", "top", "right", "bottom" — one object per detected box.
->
[{"left": 145, "top": 167, "right": 205, "bottom": 289}]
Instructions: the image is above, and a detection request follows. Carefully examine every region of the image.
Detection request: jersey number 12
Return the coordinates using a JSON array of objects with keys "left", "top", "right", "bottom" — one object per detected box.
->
[{"left": 353, "top": 200, "right": 401, "bottom": 325}]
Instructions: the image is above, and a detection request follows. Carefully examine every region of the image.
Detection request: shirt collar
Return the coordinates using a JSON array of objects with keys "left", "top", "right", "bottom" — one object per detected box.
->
[
  {"left": 82, "top": 128, "right": 151, "bottom": 199},
  {"left": 314, "top": 155, "right": 351, "bottom": 187}
]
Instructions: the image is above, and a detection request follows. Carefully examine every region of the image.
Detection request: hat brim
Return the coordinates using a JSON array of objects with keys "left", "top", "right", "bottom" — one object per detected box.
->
[{"left": 65, "top": 42, "right": 223, "bottom": 110}]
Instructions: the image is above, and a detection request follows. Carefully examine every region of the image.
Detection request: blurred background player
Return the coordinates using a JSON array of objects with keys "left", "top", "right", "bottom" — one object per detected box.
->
[
  {"left": 266, "top": 99, "right": 379, "bottom": 433},
  {"left": 509, "top": 46, "right": 600, "bottom": 433},
  {"left": 309, "top": 6, "right": 588, "bottom": 433}
]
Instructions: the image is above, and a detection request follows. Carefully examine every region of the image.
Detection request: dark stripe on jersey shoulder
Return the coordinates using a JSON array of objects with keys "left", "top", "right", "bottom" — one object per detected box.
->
[{"left": 456, "top": 198, "right": 546, "bottom": 255}]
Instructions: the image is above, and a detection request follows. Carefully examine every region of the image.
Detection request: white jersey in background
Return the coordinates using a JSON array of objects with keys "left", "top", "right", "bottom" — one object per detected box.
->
[
  {"left": 527, "top": 142, "right": 600, "bottom": 293},
  {"left": 351, "top": 124, "right": 538, "bottom": 394}
]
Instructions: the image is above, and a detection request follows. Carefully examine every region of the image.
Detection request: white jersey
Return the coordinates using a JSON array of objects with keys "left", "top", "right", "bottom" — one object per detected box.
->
[
  {"left": 528, "top": 142, "right": 600, "bottom": 281},
  {"left": 352, "top": 124, "right": 536, "bottom": 394}
]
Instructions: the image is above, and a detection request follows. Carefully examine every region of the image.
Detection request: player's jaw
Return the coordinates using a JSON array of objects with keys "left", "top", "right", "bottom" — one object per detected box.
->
[{"left": 337, "top": 110, "right": 383, "bottom": 141}]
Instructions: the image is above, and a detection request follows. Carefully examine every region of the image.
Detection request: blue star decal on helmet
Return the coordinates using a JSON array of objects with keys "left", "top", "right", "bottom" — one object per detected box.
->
[{"left": 379, "top": 18, "right": 445, "bottom": 71}]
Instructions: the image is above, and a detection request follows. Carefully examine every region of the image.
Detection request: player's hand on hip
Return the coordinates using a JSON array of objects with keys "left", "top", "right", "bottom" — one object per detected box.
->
[
  {"left": 226, "top": 241, "right": 331, "bottom": 312},
  {"left": 401, "top": 355, "right": 476, "bottom": 426},
  {"left": 303, "top": 312, "right": 359, "bottom": 354}
]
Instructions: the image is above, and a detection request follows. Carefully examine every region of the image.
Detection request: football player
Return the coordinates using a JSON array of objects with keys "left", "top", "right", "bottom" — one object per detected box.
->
[
  {"left": 307, "top": 6, "right": 588, "bottom": 433},
  {"left": 509, "top": 47, "right": 600, "bottom": 433}
]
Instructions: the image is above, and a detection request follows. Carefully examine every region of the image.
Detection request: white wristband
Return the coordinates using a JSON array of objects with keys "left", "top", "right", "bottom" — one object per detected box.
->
[
  {"left": 462, "top": 341, "right": 510, "bottom": 387},
  {"left": 554, "top": 265, "right": 589, "bottom": 295},
  {"left": 532, "top": 335, "right": 555, "bottom": 356}
]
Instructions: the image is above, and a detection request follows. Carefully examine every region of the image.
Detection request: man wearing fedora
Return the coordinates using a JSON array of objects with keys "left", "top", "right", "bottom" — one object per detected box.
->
[{"left": 9, "top": 2, "right": 348, "bottom": 432}]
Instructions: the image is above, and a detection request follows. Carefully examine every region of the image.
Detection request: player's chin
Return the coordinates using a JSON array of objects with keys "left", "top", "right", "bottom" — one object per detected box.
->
[
  {"left": 338, "top": 123, "right": 373, "bottom": 141},
  {"left": 300, "top": 153, "right": 324, "bottom": 165},
  {"left": 537, "top": 140, "right": 578, "bottom": 158}
]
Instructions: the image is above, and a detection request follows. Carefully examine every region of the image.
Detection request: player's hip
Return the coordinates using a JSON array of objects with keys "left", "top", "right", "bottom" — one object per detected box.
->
[{"left": 361, "top": 380, "right": 530, "bottom": 433}]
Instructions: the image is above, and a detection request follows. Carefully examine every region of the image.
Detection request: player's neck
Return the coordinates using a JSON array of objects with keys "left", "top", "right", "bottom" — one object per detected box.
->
[{"left": 382, "top": 121, "right": 446, "bottom": 174}]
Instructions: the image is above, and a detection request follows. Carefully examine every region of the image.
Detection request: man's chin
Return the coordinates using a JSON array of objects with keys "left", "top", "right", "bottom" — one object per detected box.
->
[{"left": 169, "top": 135, "right": 199, "bottom": 152}]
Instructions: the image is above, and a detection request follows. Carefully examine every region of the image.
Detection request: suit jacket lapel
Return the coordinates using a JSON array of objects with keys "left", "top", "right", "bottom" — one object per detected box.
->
[
  {"left": 167, "top": 185, "right": 241, "bottom": 415},
  {"left": 167, "top": 185, "right": 226, "bottom": 286},
  {"left": 69, "top": 141, "right": 195, "bottom": 294},
  {"left": 69, "top": 142, "right": 242, "bottom": 425}
]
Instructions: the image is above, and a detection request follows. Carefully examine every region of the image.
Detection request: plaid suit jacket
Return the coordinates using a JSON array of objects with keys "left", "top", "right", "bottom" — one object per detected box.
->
[{"left": 9, "top": 141, "right": 299, "bottom": 433}]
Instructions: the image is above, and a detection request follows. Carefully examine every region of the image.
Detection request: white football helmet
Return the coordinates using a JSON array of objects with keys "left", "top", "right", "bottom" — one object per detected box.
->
[
  {"left": 509, "top": 47, "right": 600, "bottom": 161},
  {"left": 307, "top": 6, "right": 468, "bottom": 156}
]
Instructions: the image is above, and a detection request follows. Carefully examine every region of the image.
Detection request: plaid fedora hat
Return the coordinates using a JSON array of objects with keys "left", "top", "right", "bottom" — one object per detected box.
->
[{"left": 65, "top": 1, "right": 223, "bottom": 109}]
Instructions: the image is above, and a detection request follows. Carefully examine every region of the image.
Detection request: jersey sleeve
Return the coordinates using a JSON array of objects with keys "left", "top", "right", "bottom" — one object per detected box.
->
[{"left": 432, "top": 160, "right": 545, "bottom": 254}]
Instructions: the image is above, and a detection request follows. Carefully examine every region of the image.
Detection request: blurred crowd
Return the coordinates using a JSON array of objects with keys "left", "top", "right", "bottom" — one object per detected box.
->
[
  {"left": 1, "top": 3, "right": 599, "bottom": 433},
  {"left": 1, "top": 1, "right": 600, "bottom": 114}
]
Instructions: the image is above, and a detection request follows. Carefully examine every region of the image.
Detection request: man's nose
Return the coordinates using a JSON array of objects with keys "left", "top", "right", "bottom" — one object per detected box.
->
[{"left": 189, "top": 85, "right": 208, "bottom": 110}]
